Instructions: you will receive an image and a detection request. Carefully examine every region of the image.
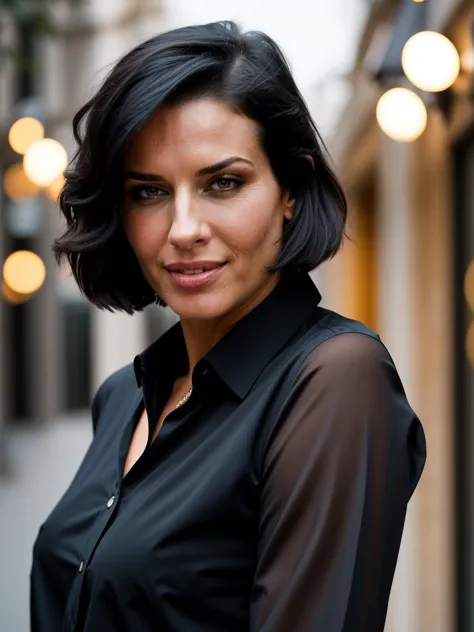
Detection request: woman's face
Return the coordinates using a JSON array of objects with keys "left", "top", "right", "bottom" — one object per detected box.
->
[{"left": 123, "top": 98, "right": 294, "bottom": 324}]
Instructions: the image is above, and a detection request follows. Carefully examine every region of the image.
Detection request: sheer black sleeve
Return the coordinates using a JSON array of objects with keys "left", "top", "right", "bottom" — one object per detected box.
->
[{"left": 251, "top": 333, "right": 426, "bottom": 632}]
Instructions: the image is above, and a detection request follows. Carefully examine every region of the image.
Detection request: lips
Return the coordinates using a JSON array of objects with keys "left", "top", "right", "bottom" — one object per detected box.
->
[{"left": 165, "top": 262, "right": 226, "bottom": 290}]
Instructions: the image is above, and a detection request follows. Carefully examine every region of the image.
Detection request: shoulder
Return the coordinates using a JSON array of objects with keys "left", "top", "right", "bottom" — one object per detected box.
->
[
  {"left": 285, "top": 313, "right": 415, "bottom": 444},
  {"left": 294, "top": 308, "right": 392, "bottom": 382},
  {"left": 299, "top": 331, "right": 392, "bottom": 384},
  {"left": 93, "top": 362, "right": 137, "bottom": 404},
  {"left": 286, "top": 309, "right": 408, "bottom": 425},
  {"left": 91, "top": 363, "right": 137, "bottom": 433}
]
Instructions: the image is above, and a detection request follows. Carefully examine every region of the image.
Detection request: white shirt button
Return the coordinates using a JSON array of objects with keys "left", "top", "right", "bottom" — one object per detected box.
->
[
  {"left": 78, "top": 561, "right": 84, "bottom": 573},
  {"left": 107, "top": 495, "right": 115, "bottom": 508}
]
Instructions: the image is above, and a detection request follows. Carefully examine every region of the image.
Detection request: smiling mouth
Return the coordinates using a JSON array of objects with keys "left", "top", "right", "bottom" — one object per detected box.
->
[{"left": 166, "top": 264, "right": 226, "bottom": 289}]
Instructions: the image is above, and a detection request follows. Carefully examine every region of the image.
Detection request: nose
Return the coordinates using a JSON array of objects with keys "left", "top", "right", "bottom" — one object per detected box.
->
[{"left": 167, "top": 189, "right": 209, "bottom": 249}]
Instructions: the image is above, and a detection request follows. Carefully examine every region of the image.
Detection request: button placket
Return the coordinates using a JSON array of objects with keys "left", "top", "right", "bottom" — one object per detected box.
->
[{"left": 64, "top": 395, "right": 143, "bottom": 630}]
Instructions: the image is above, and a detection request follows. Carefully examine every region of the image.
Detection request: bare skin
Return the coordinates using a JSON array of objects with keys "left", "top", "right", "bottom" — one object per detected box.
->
[{"left": 122, "top": 98, "right": 294, "bottom": 477}]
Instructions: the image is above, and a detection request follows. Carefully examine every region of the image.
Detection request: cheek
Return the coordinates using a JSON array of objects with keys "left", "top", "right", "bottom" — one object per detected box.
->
[
  {"left": 220, "top": 198, "right": 284, "bottom": 257},
  {"left": 123, "top": 212, "right": 166, "bottom": 262}
]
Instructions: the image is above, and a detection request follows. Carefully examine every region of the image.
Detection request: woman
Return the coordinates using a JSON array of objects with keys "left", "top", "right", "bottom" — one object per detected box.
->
[{"left": 31, "top": 21, "right": 426, "bottom": 632}]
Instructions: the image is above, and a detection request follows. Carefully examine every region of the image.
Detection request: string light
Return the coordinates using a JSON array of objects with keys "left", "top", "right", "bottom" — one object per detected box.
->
[
  {"left": 24, "top": 139, "right": 68, "bottom": 187},
  {"left": 402, "top": 31, "right": 460, "bottom": 92},
  {"left": 8, "top": 117, "right": 44, "bottom": 155},
  {"left": 376, "top": 88, "right": 427, "bottom": 142},
  {"left": 2, "top": 250, "right": 46, "bottom": 295}
]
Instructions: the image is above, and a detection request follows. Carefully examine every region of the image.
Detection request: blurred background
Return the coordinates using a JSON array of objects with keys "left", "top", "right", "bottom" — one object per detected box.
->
[{"left": 0, "top": 0, "right": 473, "bottom": 630}]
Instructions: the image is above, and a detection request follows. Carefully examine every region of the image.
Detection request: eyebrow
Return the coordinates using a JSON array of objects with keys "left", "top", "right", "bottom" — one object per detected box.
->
[{"left": 124, "top": 157, "right": 253, "bottom": 182}]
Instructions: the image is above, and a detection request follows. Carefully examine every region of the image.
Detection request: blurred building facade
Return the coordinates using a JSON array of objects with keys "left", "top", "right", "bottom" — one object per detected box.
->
[
  {"left": 0, "top": 0, "right": 176, "bottom": 433},
  {"left": 324, "top": 0, "right": 474, "bottom": 631},
  {"left": 0, "top": 0, "right": 472, "bottom": 630},
  {"left": 0, "top": 2, "right": 177, "bottom": 629}
]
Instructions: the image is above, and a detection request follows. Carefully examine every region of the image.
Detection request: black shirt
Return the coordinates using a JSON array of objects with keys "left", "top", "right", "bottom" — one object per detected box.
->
[{"left": 31, "top": 273, "right": 426, "bottom": 632}]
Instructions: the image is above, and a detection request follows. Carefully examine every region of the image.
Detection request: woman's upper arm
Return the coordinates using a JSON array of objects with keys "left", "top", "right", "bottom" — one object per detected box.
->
[{"left": 250, "top": 333, "right": 426, "bottom": 632}]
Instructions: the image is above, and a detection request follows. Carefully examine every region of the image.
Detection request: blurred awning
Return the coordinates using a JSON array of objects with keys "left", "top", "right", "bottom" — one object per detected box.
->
[{"left": 364, "top": 0, "right": 427, "bottom": 80}]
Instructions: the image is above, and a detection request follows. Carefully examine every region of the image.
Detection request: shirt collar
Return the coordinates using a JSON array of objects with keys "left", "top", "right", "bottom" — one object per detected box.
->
[
  {"left": 134, "top": 273, "right": 322, "bottom": 398},
  {"left": 134, "top": 320, "right": 187, "bottom": 388}
]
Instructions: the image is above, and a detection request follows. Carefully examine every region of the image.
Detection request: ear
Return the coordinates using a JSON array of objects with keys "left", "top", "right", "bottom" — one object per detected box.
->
[
  {"left": 281, "top": 155, "right": 313, "bottom": 221},
  {"left": 282, "top": 189, "right": 295, "bottom": 221}
]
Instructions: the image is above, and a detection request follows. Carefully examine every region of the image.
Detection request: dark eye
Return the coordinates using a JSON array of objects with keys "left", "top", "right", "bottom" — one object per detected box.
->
[
  {"left": 208, "top": 176, "right": 243, "bottom": 192},
  {"left": 129, "top": 185, "right": 166, "bottom": 201}
]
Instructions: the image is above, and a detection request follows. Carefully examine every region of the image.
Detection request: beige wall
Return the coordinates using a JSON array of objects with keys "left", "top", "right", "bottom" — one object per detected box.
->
[
  {"left": 413, "top": 110, "right": 456, "bottom": 632},
  {"left": 374, "top": 135, "right": 419, "bottom": 632}
]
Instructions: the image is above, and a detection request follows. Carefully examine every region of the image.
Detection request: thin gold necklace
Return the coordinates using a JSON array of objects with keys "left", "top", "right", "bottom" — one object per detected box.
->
[{"left": 175, "top": 388, "right": 192, "bottom": 410}]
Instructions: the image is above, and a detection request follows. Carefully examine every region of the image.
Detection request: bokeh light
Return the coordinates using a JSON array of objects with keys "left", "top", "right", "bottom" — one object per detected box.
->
[
  {"left": 376, "top": 88, "right": 427, "bottom": 142},
  {"left": 8, "top": 117, "right": 44, "bottom": 155},
  {"left": 402, "top": 31, "right": 460, "bottom": 92},
  {"left": 3, "top": 163, "right": 40, "bottom": 199},
  {"left": 461, "top": 49, "right": 474, "bottom": 74},
  {"left": 23, "top": 138, "right": 67, "bottom": 187},
  {"left": 45, "top": 174, "right": 65, "bottom": 202},
  {"left": 2, "top": 251, "right": 46, "bottom": 295}
]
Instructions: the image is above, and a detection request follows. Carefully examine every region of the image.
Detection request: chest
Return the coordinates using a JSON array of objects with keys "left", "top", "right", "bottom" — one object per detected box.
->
[
  {"left": 31, "top": 349, "right": 312, "bottom": 629},
  {"left": 34, "top": 388, "right": 274, "bottom": 581}
]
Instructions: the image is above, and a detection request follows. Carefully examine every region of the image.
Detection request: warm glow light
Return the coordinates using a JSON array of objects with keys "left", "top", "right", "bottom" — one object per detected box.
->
[
  {"left": 8, "top": 117, "right": 44, "bottom": 155},
  {"left": 465, "top": 261, "right": 474, "bottom": 312},
  {"left": 466, "top": 321, "right": 474, "bottom": 368},
  {"left": 461, "top": 49, "right": 474, "bottom": 74},
  {"left": 376, "top": 88, "right": 427, "bottom": 142},
  {"left": 411, "top": 0, "right": 425, "bottom": 3},
  {"left": 402, "top": 31, "right": 460, "bottom": 92},
  {"left": 23, "top": 138, "right": 67, "bottom": 187},
  {"left": 3, "top": 251, "right": 46, "bottom": 295},
  {"left": 45, "top": 174, "right": 65, "bottom": 202},
  {"left": 3, "top": 163, "right": 40, "bottom": 199},
  {"left": 1, "top": 281, "right": 31, "bottom": 305}
]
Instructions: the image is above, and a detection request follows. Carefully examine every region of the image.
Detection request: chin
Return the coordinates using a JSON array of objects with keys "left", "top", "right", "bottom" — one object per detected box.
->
[{"left": 167, "top": 293, "right": 237, "bottom": 323}]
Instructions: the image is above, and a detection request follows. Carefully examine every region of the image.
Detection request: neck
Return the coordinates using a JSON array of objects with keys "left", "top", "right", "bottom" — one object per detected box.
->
[
  {"left": 179, "top": 273, "right": 281, "bottom": 378},
  {"left": 180, "top": 318, "right": 233, "bottom": 376}
]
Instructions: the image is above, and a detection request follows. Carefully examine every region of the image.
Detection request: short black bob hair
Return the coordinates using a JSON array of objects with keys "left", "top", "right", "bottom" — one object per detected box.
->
[{"left": 53, "top": 20, "right": 347, "bottom": 314}]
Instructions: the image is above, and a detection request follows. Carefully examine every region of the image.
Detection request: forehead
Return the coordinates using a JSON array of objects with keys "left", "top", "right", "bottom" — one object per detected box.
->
[{"left": 125, "top": 98, "right": 262, "bottom": 169}]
